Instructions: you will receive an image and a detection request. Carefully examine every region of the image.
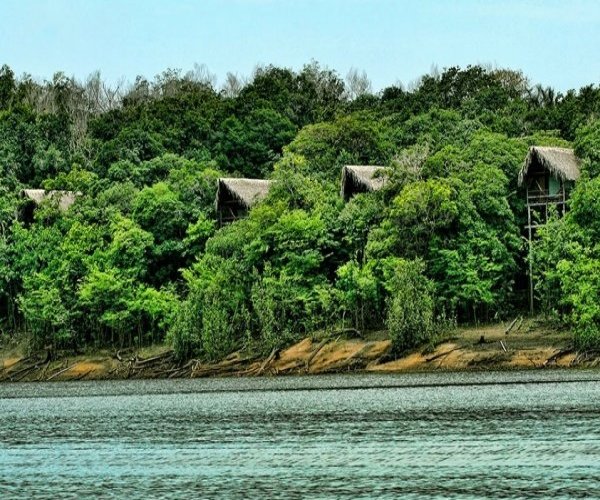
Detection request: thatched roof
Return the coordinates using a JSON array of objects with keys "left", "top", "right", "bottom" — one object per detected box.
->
[
  {"left": 21, "top": 189, "right": 79, "bottom": 211},
  {"left": 216, "top": 178, "right": 273, "bottom": 209},
  {"left": 341, "top": 165, "right": 389, "bottom": 199},
  {"left": 518, "top": 146, "right": 581, "bottom": 186}
]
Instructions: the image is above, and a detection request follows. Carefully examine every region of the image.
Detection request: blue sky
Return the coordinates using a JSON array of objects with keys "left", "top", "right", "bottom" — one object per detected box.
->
[{"left": 1, "top": 0, "right": 599, "bottom": 91}]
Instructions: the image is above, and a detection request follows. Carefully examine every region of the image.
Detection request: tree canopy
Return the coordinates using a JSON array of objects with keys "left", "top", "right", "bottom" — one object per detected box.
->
[{"left": 2, "top": 62, "right": 600, "bottom": 357}]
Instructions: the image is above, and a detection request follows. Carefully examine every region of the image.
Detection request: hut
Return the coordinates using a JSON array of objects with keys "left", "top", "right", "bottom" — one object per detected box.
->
[
  {"left": 215, "top": 178, "right": 273, "bottom": 225},
  {"left": 19, "top": 189, "right": 79, "bottom": 222},
  {"left": 518, "top": 146, "right": 581, "bottom": 313},
  {"left": 518, "top": 146, "right": 581, "bottom": 229},
  {"left": 340, "top": 165, "right": 389, "bottom": 201}
]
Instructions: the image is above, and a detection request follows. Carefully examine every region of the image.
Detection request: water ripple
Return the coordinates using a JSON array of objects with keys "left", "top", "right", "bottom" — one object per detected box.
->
[{"left": 1, "top": 371, "right": 599, "bottom": 499}]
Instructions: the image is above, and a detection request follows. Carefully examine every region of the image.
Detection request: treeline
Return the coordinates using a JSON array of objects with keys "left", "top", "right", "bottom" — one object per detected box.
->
[{"left": 1, "top": 62, "right": 600, "bottom": 359}]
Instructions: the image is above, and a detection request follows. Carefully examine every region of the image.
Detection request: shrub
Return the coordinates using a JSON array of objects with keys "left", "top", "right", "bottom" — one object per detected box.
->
[
  {"left": 556, "top": 255, "right": 600, "bottom": 351},
  {"left": 251, "top": 266, "right": 333, "bottom": 352},
  {"left": 385, "top": 259, "right": 437, "bottom": 353},
  {"left": 169, "top": 255, "right": 251, "bottom": 361},
  {"left": 334, "top": 260, "right": 380, "bottom": 331}
]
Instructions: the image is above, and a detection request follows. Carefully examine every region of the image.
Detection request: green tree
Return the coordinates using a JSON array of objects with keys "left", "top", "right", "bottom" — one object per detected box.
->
[{"left": 385, "top": 259, "right": 437, "bottom": 353}]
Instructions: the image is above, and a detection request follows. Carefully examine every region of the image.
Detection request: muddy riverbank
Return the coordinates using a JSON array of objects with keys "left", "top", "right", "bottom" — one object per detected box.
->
[{"left": 0, "top": 322, "right": 594, "bottom": 382}]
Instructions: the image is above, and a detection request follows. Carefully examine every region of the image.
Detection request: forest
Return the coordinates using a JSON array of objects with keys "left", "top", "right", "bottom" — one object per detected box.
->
[{"left": 1, "top": 62, "right": 600, "bottom": 361}]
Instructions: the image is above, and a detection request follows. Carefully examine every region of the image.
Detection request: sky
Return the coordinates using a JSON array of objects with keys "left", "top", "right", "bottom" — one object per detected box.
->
[{"left": 1, "top": 0, "right": 599, "bottom": 92}]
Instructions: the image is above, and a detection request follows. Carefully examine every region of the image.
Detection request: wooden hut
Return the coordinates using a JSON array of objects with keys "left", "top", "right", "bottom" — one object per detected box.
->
[
  {"left": 215, "top": 178, "right": 273, "bottom": 225},
  {"left": 20, "top": 189, "right": 79, "bottom": 221},
  {"left": 518, "top": 146, "right": 581, "bottom": 230},
  {"left": 518, "top": 146, "right": 581, "bottom": 313},
  {"left": 340, "top": 165, "right": 389, "bottom": 201}
]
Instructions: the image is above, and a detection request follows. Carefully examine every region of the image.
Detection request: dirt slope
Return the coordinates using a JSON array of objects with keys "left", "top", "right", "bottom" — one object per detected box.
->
[{"left": 0, "top": 321, "right": 591, "bottom": 383}]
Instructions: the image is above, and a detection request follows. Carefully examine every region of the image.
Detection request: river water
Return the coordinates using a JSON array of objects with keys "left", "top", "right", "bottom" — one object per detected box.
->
[{"left": 1, "top": 371, "right": 600, "bottom": 499}]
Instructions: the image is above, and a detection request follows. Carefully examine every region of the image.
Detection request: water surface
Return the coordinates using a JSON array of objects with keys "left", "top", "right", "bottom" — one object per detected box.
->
[{"left": 1, "top": 371, "right": 599, "bottom": 499}]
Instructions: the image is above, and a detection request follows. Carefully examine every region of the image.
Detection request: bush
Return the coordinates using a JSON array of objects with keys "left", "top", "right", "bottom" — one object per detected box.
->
[
  {"left": 574, "top": 120, "right": 600, "bottom": 174},
  {"left": 18, "top": 274, "right": 71, "bottom": 349},
  {"left": 168, "top": 300, "right": 201, "bottom": 362},
  {"left": 251, "top": 266, "right": 334, "bottom": 352},
  {"left": 334, "top": 260, "right": 380, "bottom": 331},
  {"left": 169, "top": 255, "right": 251, "bottom": 361},
  {"left": 556, "top": 255, "right": 600, "bottom": 351},
  {"left": 385, "top": 259, "right": 438, "bottom": 353}
]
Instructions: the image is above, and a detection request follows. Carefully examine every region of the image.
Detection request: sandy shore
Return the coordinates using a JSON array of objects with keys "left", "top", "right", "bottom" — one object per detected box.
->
[{"left": 0, "top": 321, "right": 592, "bottom": 383}]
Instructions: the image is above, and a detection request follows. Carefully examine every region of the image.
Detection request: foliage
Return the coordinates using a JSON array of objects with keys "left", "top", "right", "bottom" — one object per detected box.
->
[
  {"left": 384, "top": 259, "right": 437, "bottom": 353},
  {"left": 2, "top": 62, "right": 600, "bottom": 358},
  {"left": 171, "top": 255, "right": 251, "bottom": 361},
  {"left": 334, "top": 260, "right": 380, "bottom": 331},
  {"left": 285, "top": 112, "right": 392, "bottom": 180},
  {"left": 533, "top": 121, "right": 600, "bottom": 350}
]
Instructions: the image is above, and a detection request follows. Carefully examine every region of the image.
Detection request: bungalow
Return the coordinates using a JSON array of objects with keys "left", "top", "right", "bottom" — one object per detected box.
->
[
  {"left": 518, "top": 146, "right": 581, "bottom": 231},
  {"left": 518, "top": 146, "right": 581, "bottom": 313},
  {"left": 20, "top": 189, "right": 79, "bottom": 222},
  {"left": 215, "top": 178, "right": 273, "bottom": 226},
  {"left": 340, "top": 165, "right": 389, "bottom": 201}
]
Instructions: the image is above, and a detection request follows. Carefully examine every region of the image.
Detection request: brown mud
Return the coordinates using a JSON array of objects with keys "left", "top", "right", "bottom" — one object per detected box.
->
[{"left": 0, "top": 321, "right": 596, "bottom": 383}]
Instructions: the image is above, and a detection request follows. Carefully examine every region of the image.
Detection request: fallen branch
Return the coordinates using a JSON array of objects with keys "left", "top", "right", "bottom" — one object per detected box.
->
[
  {"left": 73, "top": 370, "right": 92, "bottom": 381},
  {"left": 113, "top": 348, "right": 135, "bottom": 362},
  {"left": 192, "top": 363, "right": 249, "bottom": 378},
  {"left": 239, "top": 362, "right": 263, "bottom": 376},
  {"left": 320, "top": 356, "right": 367, "bottom": 373},
  {"left": 505, "top": 317, "right": 520, "bottom": 335},
  {"left": 0, "top": 356, "right": 31, "bottom": 377},
  {"left": 4, "top": 362, "right": 38, "bottom": 381},
  {"left": 13, "top": 365, "right": 41, "bottom": 382},
  {"left": 181, "top": 359, "right": 196, "bottom": 370},
  {"left": 514, "top": 316, "right": 524, "bottom": 332},
  {"left": 168, "top": 367, "right": 191, "bottom": 379},
  {"left": 571, "top": 350, "right": 600, "bottom": 366},
  {"left": 425, "top": 346, "right": 461, "bottom": 362},
  {"left": 256, "top": 348, "right": 278, "bottom": 376},
  {"left": 134, "top": 351, "right": 174, "bottom": 366},
  {"left": 276, "top": 360, "right": 305, "bottom": 374},
  {"left": 544, "top": 347, "right": 575, "bottom": 366},
  {"left": 305, "top": 338, "right": 329, "bottom": 372},
  {"left": 37, "top": 361, "right": 51, "bottom": 381},
  {"left": 47, "top": 364, "right": 74, "bottom": 381}
]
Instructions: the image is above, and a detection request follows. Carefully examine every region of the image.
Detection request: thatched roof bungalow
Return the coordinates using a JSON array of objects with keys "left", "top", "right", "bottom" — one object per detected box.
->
[
  {"left": 519, "top": 146, "right": 582, "bottom": 314},
  {"left": 21, "top": 189, "right": 79, "bottom": 211},
  {"left": 340, "top": 165, "right": 389, "bottom": 201},
  {"left": 519, "top": 146, "right": 581, "bottom": 233},
  {"left": 518, "top": 146, "right": 581, "bottom": 195},
  {"left": 215, "top": 178, "right": 273, "bottom": 225},
  {"left": 20, "top": 189, "right": 79, "bottom": 221}
]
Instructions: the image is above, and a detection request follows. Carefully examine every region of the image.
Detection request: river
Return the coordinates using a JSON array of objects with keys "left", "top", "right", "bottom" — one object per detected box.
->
[{"left": 1, "top": 371, "right": 599, "bottom": 499}]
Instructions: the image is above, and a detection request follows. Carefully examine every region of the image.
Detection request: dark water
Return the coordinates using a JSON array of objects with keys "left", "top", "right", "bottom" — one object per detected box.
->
[{"left": 1, "top": 371, "right": 600, "bottom": 499}]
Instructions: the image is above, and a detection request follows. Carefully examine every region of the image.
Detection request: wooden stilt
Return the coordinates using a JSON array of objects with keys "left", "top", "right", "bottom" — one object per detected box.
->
[{"left": 527, "top": 197, "right": 534, "bottom": 316}]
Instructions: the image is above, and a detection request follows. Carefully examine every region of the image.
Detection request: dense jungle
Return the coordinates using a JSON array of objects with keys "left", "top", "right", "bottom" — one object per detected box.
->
[{"left": 1, "top": 62, "right": 600, "bottom": 362}]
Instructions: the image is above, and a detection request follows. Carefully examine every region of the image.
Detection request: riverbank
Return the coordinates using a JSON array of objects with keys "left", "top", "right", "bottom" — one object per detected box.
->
[{"left": 0, "top": 320, "right": 594, "bottom": 382}]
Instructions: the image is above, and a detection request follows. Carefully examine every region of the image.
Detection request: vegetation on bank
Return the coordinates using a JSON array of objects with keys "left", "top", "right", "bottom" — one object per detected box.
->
[
  {"left": 0, "top": 322, "right": 580, "bottom": 382},
  {"left": 1, "top": 63, "right": 600, "bottom": 360}
]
